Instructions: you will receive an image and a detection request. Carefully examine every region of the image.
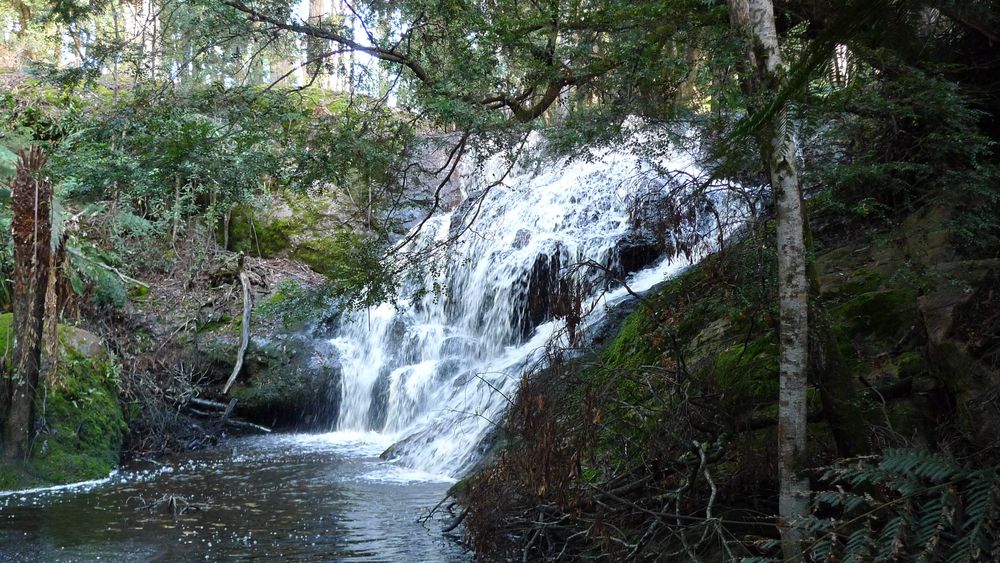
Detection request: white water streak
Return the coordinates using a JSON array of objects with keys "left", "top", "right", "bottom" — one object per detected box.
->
[{"left": 330, "top": 130, "right": 736, "bottom": 477}]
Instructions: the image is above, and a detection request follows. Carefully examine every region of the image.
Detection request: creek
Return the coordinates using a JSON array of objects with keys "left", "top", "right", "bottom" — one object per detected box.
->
[
  {"left": 0, "top": 432, "right": 467, "bottom": 561},
  {"left": 1, "top": 127, "right": 738, "bottom": 561}
]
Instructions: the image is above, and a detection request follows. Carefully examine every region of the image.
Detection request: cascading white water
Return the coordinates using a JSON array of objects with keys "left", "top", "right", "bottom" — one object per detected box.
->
[{"left": 330, "top": 131, "right": 737, "bottom": 477}]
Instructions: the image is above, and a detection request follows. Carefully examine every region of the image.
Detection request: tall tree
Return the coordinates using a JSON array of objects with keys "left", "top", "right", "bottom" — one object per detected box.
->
[
  {"left": 727, "top": 0, "right": 810, "bottom": 558},
  {"left": 1, "top": 147, "right": 52, "bottom": 463},
  {"left": 306, "top": 0, "right": 328, "bottom": 87}
]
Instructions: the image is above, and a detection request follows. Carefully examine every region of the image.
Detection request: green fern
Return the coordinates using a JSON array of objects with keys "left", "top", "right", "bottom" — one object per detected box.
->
[
  {"left": 67, "top": 242, "right": 127, "bottom": 307},
  {"left": 747, "top": 450, "right": 998, "bottom": 562},
  {"left": 815, "top": 450, "right": 997, "bottom": 562}
]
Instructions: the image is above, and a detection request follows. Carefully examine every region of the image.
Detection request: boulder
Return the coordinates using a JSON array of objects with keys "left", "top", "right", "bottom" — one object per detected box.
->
[{"left": 229, "top": 335, "right": 342, "bottom": 430}]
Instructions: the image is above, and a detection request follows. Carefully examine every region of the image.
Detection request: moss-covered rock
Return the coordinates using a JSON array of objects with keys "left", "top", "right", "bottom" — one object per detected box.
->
[
  {"left": 0, "top": 318, "right": 126, "bottom": 490},
  {"left": 225, "top": 189, "right": 357, "bottom": 275},
  {"left": 714, "top": 334, "right": 779, "bottom": 405},
  {"left": 30, "top": 345, "right": 126, "bottom": 483},
  {"left": 602, "top": 306, "right": 659, "bottom": 370},
  {"left": 566, "top": 204, "right": 996, "bottom": 472},
  {"left": 832, "top": 289, "right": 919, "bottom": 361}
]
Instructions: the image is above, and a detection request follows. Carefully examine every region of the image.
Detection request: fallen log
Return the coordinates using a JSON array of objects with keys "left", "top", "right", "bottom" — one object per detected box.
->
[
  {"left": 189, "top": 397, "right": 228, "bottom": 410},
  {"left": 188, "top": 408, "right": 272, "bottom": 434},
  {"left": 220, "top": 398, "right": 238, "bottom": 422}
]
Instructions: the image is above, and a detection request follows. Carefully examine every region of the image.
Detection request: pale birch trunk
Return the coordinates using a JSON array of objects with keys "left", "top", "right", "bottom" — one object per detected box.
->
[{"left": 727, "top": 0, "right": 810, "bottom": 559}]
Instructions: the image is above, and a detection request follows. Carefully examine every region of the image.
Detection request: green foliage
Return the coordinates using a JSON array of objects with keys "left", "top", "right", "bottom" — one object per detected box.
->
[
  {"left": 50, "top": 86, "right": 291, "bottom": 234},
  {"left": 66, "top": 242, "right": 127, "bottom": 307},
  {"left": 256, "top": 280, "right": 334, "bottom": 330},
  {"left": 0, "top": 313, "right": 13, "bottom": 365},
  {"left": 746, "top": 450, "right": 999, "bottom": 562},
  {"left": 801, "top": 56, "right": 1000, "bottom": 251},
  {"left": 0, "top": 145, "right": 17, "bottom": 182}
]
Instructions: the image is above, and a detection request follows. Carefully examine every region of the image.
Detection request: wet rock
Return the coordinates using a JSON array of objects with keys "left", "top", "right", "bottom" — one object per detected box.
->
[
  {"left": 512, "top": 229, "right": 531, "bottom": 249},
  {"left": 230, "top": 335, "right": 342, "bottom": 431},
  {"left": 516, "top": 246, "right": 571, "bottom": 339},
  {"left": 609, "top": 236, "right": 662, "bottom": 279},
  {"left": 367, "top": 366, "right": 393, "bottom": 431}
]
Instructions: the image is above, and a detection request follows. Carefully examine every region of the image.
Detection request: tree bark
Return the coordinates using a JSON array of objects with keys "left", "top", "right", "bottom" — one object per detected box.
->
[
  {"left": 2, "top": 147, "right": 52, "bottom": 463},
  {"left": 307, "top": 0, "right": 328, "bottom": 88},
  {"left": 43, "top": 221, "right": 72, "bottom": 386},
  {"left": 727, "top": 0, "right": 810, "bottom": 559}
]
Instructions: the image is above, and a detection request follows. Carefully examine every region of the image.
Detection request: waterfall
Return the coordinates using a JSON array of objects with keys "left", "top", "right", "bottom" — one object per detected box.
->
[{"left": 329, "top": 131, "right": 736, "bottom": 478}]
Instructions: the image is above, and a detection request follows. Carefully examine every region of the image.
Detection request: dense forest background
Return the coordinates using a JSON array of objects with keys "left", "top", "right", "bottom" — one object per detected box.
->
[{"left": 1, "top": 0, "right": 998, "bottom": 561}]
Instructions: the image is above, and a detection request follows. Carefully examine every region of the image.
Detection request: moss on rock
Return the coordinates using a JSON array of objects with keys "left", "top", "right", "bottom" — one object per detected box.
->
[
  {"left": 0, "top": 319, "right": 126, "bottom": 490},
  {"left": 31, "top": 348, "right": 126, "bottom": 483},
  {"left": 832, "top": 289, "right": 918, "bottom": 354},
  {"left": 229, "top": 336, "right": 341, "bottom": 429},
  {"left": 602, "top": 306, "right": 658, "bottom": 370},
  {"left": 714, "top": 334, "right": 779, "bottom": 405},
  {"left": 226, "top": 190, "right": 348, "bottom": 264}
]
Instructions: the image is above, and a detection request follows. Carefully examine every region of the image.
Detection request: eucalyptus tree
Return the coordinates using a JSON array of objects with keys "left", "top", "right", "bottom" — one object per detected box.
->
[{"left": 727, "top": 1, "right": 809, "bottom": 558}]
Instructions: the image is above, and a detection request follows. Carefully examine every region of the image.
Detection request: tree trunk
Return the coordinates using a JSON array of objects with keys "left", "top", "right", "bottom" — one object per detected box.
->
[
  {"left": 307, "top": 0, "right": 327, "bottom": 87},
  {"left": 2, "top": 147, "right": 52, "bottom": 463},
  {"left": 727, "top": 0, "right": 810, "bottom": 559},
  {"left": 272, "top": 53, "right": 297, "bottom": 86},
  {"left": 172, "top": 173, "right": 182, "bottom": 244},
  {"left": 43, "top": 227, "right": 71, "bottom": 385}
]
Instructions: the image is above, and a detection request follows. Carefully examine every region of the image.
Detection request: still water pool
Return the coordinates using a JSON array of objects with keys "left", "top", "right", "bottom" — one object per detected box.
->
[{"left": 0, "top": 432, "right": 470, "bottom": 562}]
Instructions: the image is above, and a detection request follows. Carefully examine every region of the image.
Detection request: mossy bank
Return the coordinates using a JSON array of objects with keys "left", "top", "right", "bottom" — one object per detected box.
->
[{"left": 0, "top": 314, "right": 126, "bottom": 490}]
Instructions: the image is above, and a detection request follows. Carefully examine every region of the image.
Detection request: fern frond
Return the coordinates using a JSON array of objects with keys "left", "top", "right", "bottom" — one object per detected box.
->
[
  {"left": 805, "top": 450, "right": 998, "bottom": 562},
  {"left": 876, "top": 514, "right": 909, "bottom": 561},
  {"left": 843, "top": 516, "right": 874, "bottom": 562}
]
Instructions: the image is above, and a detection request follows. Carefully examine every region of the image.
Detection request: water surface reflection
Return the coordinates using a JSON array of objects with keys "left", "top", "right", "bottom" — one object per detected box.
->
[{"left": 0, "top": 432, "right": 469, "bottom": 562}]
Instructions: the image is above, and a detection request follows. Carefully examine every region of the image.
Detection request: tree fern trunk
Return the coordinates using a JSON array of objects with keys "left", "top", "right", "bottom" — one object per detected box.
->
[
  {"left": 2, "top": 147, "right": 52, "bottom": 463},
  {"left": 43, "top": 228, "right": 70, "bottom": 386},
  {"left": 727, "top": 0, "right": 811, "bottom": 559}
]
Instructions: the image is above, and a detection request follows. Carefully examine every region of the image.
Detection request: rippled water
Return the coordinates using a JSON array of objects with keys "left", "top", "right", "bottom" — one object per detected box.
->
[{"left": 0, "top": 433, "right": 469, "bottom": 562}]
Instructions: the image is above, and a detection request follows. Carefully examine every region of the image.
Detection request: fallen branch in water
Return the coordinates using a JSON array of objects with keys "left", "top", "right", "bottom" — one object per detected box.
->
[
  {"left": 188, "top": 408, "right": 272, "bottom": 433},
  {"left": 135, "top": 493, "right": 204, "bottom": 516},
  {"left": 442, "top": 509, "right": 468, "bottom": 533}
]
